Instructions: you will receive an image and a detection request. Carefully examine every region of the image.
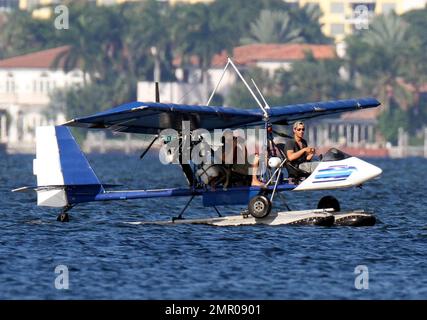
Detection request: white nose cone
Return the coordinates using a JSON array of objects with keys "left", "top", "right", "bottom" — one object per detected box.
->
[
  {"left": 362, "top": 160, "right": 382, "bottom": 181},
  {"left": 294, "top": 157, "right": 382, "bottom": 191}
]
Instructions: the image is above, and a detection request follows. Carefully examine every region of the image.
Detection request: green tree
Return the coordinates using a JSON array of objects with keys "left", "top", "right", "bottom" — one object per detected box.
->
[
  {"left": 240, "top": 10, "right": 304, "bottom": 45},
  {"left": 121, "top": 0, "right": 175, "bottom": 82},
  {"left": 276, "top": 52, "right": 352, "bottom": 104},
  {"left": 401, "top": 8, "right": 427, "bottom": 130},
  {"left": 60, "top": 83, "right": 112, "bottom": 120},
  {"left": 173, "top": 3, "right": 234, "bottom": 98},
  {"left": 51, "top": 4, "right": 116, "bottom": 84},
  {"left": 0, "top": 10, "right": 59, "bottom": 58},
  {"left": 345, "top": 13, "right": 411, "bottom": 111},
  {"left": 226, "top": 67, "right": 277, "bottom": 108},
  {"left": 290, "top": 3, "right": 332, "bottom": 44},
  {"left": 0, "top": 13, "right": 8, "bottom": 59},
  {"left": 227, "top": 54, "right": 350, "bottom": 109},
  {"left": 402, "top": 7, "right": 427, "bottom": 47},
  {"left": 211, "top": 0, "right": 304, "bottom": 48},
  {"left": 377, "top": 102, "right": 410, "bottom": 144}
]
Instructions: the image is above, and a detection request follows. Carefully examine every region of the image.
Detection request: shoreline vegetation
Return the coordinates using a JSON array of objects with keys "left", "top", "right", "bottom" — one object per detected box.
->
[{"left": 0, "top": 0, "right": 426, "bottom": 149}]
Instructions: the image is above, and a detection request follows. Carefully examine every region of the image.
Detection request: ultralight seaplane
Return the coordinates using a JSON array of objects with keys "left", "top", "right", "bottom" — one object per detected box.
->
[{"left": 13, "top": 59, "right": 382, "bottom": 226}]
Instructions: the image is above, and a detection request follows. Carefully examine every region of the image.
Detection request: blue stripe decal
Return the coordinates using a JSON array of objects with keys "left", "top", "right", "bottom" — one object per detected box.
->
[
  {"left": 318, "top": 166, "right": 357, "bottom": 172},
  {"left": 314, "top": 165, "right": 357, "bottom": 182},
  {"left": 313, "top": 178, "right": 348, "bottom": 183},
  {"left": 315, "top": 172, "right": 352, "bottom": 179}
]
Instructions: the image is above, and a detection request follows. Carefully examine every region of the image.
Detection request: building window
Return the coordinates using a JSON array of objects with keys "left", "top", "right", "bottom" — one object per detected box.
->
[
  {"left": 330, "top": 23, "right": 345, "bottom": 36},
  {"left": 39, "top": 72, "right": 49, "bottom": 93},
  {"left": 382, "top": 3, "right": 395, "bottom": 14},
  {"left": 6, "top": 73, "right": 14, "bottom": 93},
  {"left": 330, "top": 2, "right": 344, "bottom": 14}
]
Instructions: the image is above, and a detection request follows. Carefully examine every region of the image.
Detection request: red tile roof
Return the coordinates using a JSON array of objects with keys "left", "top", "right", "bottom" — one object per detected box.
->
[
  {"left": 212, "top": 44, "right": 336, "bottom": 67},
  {"left": 174, "top": 44, "right": 336, "bottom": 68},
  {"left": 0, "top": 46, "right": 70, "bottom": 69}
]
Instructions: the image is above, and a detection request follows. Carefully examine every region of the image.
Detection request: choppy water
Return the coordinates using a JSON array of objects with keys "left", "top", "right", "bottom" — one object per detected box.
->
[{"left": 0, "top": 153, "right": 426, "bottom": 299}]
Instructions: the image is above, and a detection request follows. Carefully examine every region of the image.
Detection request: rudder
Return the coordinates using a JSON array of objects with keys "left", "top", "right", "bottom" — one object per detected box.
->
[{"left": 33, "top": 126, "right": 102, "bottom": 207}]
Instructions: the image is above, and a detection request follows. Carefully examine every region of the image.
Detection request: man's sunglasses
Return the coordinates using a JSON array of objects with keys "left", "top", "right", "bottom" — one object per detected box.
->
[{"left": 296, "top": 128, "right": 305, "bottom": 132}]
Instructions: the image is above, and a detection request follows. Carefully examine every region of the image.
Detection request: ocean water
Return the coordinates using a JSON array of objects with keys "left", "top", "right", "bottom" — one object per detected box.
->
[{"left": 0, "top": 153, "right": 426, "bottom": 299}]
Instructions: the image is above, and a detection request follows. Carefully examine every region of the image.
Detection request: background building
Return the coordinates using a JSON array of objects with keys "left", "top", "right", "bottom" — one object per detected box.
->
[
  {"left": 285, "top": 0, "right": 427, "bottom": 42},
  {"left": 138, "top": 43, "right": 336, "bottom": 104},
  {"left": 0, "top": 46, "right": 85, "bottom": 152}
]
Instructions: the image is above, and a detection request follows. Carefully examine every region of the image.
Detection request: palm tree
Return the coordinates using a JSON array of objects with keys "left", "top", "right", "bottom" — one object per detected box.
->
[
  {"left": 401, "top": 9, "right": 427, "bottom": 123},
  {"left": 122, "top": 0, "right": 175, "bottom": 82},
  {"left": 240, "top": 10, "right": 304, "bottom": 44},
  {"left": 277, "top": 53, "right": 350, "bottom": 104},
  {"left": 51, "top": 4, "right": 105, "bottom": 85},
  {"left": 345, "top": 13, "right": 411, "bottom": 111},
  {"left": 295, "top": 3, "right": 332, "bottom": 44},
  {"left": 0, "top": 13, "right": 7, "bottom": 59},
  {"left": 173, "top": 3, "right": 234, "bottom": 99},
  {"left": 0, "top": 10, "right": 58, "bottom": 58},
  {"left": 301, "top": 3, "right": 323, "bottom": 23}
]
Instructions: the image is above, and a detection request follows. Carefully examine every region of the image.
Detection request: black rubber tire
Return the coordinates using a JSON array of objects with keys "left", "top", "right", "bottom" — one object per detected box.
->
[
  {"left": 317, "top": 195, "right": 340, "bottom": 212},
  {"left": 248, "top": 195, "right": 272, "bottom": 218},
  {"left": 57, "top": 212, "right": 69, "bottom": 222}
]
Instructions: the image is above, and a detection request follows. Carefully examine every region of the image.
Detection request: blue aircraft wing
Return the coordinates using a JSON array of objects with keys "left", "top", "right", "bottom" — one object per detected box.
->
[
  {"left": 63, "top": 101, "right": 262, "bottom": 133},
  {"left": 268, "top": 97, "right": 380, "bottom": 124},
  {"left": 63, "top": 98, "right": 380, "bottom": 133}
]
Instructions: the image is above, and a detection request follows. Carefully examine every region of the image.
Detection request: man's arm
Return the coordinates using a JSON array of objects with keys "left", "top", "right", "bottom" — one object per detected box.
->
[{"left": 286, "top": 147, "right": 309, "bottom": 161}]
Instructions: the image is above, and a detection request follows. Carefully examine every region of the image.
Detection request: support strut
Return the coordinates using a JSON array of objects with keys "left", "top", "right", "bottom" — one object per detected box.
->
[
  {"left": 140, "top": 135, "right": 158, "bottom": 160},
  {"left": 213, "top": 206, "right": 222, "bottom": 217},
  {"left": 57, "top": 204, "right": 74, "bottom": 222},
  {"left": 172, "top": 195, "right": 195, "bottom": 222}
]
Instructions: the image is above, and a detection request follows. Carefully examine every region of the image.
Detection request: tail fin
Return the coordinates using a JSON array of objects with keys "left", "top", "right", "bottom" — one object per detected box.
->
[{"left": 33, "top": 126, "right": 102, "bottom": 207}]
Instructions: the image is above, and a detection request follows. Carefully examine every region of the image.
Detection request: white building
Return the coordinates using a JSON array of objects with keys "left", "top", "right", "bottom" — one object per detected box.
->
[
  {"left": 0, "top": 46, "right": 86, "bottom": 152},
  {"left": 143, "top": 43, "right": 337, "bottom": 104}
]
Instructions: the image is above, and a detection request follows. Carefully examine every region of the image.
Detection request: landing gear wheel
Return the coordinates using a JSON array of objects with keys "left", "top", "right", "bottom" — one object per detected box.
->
[
  {"left": 248, "top": 195, "right": 272, "bottom": 218},
  {"left": 317, "top": 195, "right": 340, "bottom": 212},
  {"left": 57, "top": 212, "right": 69, "bottom": 222}
]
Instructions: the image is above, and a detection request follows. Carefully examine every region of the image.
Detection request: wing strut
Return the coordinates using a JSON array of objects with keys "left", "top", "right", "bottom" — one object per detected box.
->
[
  {"left": 206, "top": 59, "right": 231, "bottom": 105},
  {"left": 172, "top": 195, "right": 195, "bottom": 222},
  {"left": 139, "top": 135, "right": 158, "bottom": 160},
  {"left": 227, "top": 58, "right": 269, "bottom": 118},
  {"left": 251, "top": 78, "right": 270, "bottom": 110},
  {"left": 139, "top": 82, "right": 160, "bottom": 160},
  {"left": 206, "top": 58, "right": 270, "bottom": 119}
]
